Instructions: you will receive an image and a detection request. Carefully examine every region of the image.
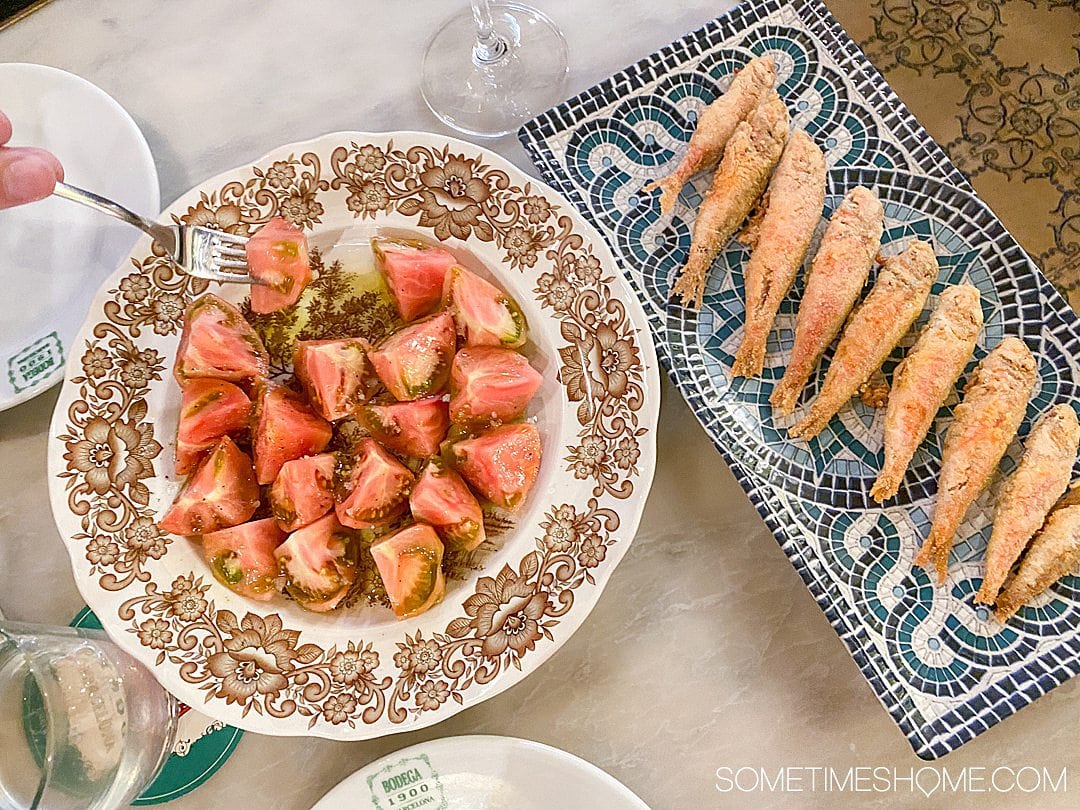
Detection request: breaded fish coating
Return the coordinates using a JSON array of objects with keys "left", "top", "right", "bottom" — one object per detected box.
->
[
  {"left": 996, "top": 504, "right": 1080, "bottom": 621},
  {"left": 732, "top": 130, "right": 827, "bottom": 379},
  {"left": 914, "top": 337, "right": 1037, "bottom": 584},
  {"left": 976, "top": 404, "right": 1079, "bottom": 604},
  {"left": 670, "top": 91, "right": 789, "bottom": 310},
  {"left": 870, "top": 284, "right": 983, "bottom": 502},
  {"left": 769, "top": 186, "right": 883, "bottom": 416},
  {"left": 645, "top": 56, "right": 777, "bottom": 215},
  {"left": 789, "top": 240, "right": 938, "bottom": 441}
]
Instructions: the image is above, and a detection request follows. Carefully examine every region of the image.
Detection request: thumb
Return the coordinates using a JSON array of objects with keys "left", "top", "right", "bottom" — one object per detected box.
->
[{"left": 0, "top": 147, "right": 65, "bottom": 210}]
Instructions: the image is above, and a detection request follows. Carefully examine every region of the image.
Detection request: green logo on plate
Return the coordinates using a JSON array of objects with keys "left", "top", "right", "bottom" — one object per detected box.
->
[
  {"left": 8, "top": 331, "right": 63, "bottom": 392},
  {"left": 367, "top": 753, "right": 446, "bottom": 810}
]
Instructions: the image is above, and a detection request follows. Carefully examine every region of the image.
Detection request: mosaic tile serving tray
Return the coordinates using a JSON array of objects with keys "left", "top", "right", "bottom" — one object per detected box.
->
[{"left": 519, "top": 0, "right": 1080, "bottom": 759}]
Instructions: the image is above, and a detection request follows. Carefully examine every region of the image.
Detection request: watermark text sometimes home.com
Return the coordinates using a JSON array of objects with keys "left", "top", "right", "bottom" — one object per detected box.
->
[{"left": 715, "top": 766, "right": 1067, "bottom": 798}]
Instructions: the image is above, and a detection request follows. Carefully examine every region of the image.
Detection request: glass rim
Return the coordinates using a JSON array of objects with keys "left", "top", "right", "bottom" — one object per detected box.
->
[
  {"left": 0, "top": 623, "right": 54, "bottom": 809},
  {"left": 0, "top": 619, "right": 178, "bottom": 809}
]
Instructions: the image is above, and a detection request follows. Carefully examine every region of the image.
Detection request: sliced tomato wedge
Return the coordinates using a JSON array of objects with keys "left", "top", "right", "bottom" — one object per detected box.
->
[
  {"left": 159, "top": 436, "right": 260, "bottom": 536},
  {"left": 246, "top": 217, "right": 312, "bottom": 314},
  {"left": 270, "top": 452, "right": 337, "bottom": 532},
  {"left": 335, "top": 437, "right": 414, "bottom": 529},
  {"left": 449, "top": 346, "right": 542, "bottom": 427},
  {"left": 443, "top": 265, "right": 527, "bottom": 348},
  {"left": 370, "top": 523, "right": 446, "bottom": 619},
  {"left": 294, "top": 338, "right": 370, "bottom": 421},
  {"left": 201, "top": 518, "right": 285, "bottom": 601},
  {"left": 449, "top": 423, "right": 541, "bottom": 511},
  {"left": 275, "top": 513, "right": 357, "bottom": 612},
  {"left": 252, "top": 384, "right": 333, "bottom": 485},
  {"left": 372, "top": 236, "right": 456, "bottom": 322},
  {"left": 410, "top": 461, "right": 485, "bottom": 551},
  {"left": 175, "top": 378, "right": 252, "bottom": 475},
  {"left": 367, "top": 312, "right": 456, "bottom": 401},
  {"left": 174, "top": 294, "right": 269, "bottom": 383},
  {"left": 360, "top": 397, "right": 450, "bottom": 458}
]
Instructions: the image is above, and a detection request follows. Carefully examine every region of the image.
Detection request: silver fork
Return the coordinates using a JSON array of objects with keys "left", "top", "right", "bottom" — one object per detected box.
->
[{"left": 52, "top": 181, "right": 257, "bottom": 284}]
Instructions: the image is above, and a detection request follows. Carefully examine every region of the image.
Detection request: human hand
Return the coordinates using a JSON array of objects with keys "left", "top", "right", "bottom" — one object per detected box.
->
[{"left": 0, "top": 111, "right": 64, "bottom": 210}]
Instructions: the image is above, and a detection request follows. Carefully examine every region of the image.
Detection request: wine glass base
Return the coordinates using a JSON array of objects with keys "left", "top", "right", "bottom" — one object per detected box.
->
[{"left": 420, "top": 2, "right": 570, "bottom": 138}]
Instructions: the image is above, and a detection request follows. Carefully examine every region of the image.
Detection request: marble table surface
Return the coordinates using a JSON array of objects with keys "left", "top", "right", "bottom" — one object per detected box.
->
[{"left": 2, "top": 1, "right": 1079, "bottom": 807}]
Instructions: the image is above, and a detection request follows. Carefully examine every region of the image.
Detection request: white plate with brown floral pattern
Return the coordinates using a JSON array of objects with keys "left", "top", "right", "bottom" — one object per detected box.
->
[{"left": 46, "top": 131, "right": 659, "bottom": 739}]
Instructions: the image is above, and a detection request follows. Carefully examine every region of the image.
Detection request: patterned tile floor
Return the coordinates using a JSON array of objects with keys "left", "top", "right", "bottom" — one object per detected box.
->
[{"left": 827, "top": 0, "right": 1080, "bottom": 311}]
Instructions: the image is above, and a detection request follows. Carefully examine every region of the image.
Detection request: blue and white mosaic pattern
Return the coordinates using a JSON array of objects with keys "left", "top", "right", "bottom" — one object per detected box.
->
[{"left": 520, "top": 0, "right": 1080, "bottom": 759}]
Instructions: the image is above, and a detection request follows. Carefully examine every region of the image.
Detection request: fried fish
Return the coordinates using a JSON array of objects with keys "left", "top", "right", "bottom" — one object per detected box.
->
[
  {"left": 869, "top": 284, "right": 983, "bottom": 503},
  {"left": 857, "top": 367, "right": 891, "bottom": 408},
  {"left": 975, "top": 404, "right": 1079, "bottom": 605},
  {"left": 914, "top": 337, "right": 1037, "bottom": 584},
  {"left": 995, "top": 504, "right": 1080, "bottom": 621},
  {"left": 789, "top": 240, "right": 938, "bottom": 441},
  {"left": 731, "top": 130, "right": 827, "bottom": 379},
  {"left": 670, "top": 91, "right": 789, "bottom": 310},
  {"left": 645, "top": 56, "right": 777, "bottom": 215},
  {"left": 769, "top": 186, "right": 883, "bottom": 416}
]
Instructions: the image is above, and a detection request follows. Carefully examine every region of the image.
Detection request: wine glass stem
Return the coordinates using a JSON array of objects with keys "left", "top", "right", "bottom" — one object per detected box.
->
[{"left": 470, "top": 0, "right": 508, "bottom": 64}]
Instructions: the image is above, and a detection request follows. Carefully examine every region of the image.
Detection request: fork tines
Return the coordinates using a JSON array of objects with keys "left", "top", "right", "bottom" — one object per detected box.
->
[{"left": 189, "top": 226, "right": 254, "bottom": 284}]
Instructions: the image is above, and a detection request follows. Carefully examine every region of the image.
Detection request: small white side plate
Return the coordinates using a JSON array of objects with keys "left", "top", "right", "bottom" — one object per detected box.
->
[
  {"left": 312, "top": 735, "right": 650, "bottom": 810},
  {"left": 0, "top": 63, "right": 158, "bottom": 410}
]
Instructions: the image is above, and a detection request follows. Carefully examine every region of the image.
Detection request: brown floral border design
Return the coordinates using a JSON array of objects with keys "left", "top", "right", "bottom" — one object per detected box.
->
[
  {"left": 51, "top": 135, "right": 655, "bottom": 733},
  {"left": 113, "top": 499, "right": 617, "bottom": 726}
]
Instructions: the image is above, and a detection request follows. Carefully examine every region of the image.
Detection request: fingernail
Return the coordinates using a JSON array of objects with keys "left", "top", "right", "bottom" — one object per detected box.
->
[{"left": 2, "top": 153, "right": 54, "bottom": 204}]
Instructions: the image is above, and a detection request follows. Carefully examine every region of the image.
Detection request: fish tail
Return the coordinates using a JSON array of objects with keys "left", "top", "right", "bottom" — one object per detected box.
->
[
  {"left": 914, "top": 532, "right": 937, "bottom": 570},
  {"left": 869, "top": 470, "right": 900, "bottom": 504},
  {"left": 769, "top": 375, "right": 800, "bottom": 416},
  {"left": 973, "top": 579, "right": 999, "bottom": 606},
  {"left": 976, "top": 550, "right": 1010, "bottom": 605},
  {"left": 645, "top": 146, "right": 704, "bottom": 216},
  {"left": 671, "top": 248, "right": 711, "bottom": 309},
  {"left": 643, "top": 176, "right": 679, "bottom": 216},
  {"left": 770, "top": 353, "right": 817, "bottom": 416},
  {"left": 914, "top": 527, "right": 952, "bottom": 585},
  {"left": 732, "top": 335, "right": 765, "bottom": 379},
  {"left": 789, "top": 407, "right": 828, "bottom": 440}
]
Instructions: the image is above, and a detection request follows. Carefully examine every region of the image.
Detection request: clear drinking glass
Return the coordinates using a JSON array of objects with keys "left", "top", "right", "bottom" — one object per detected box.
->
[
  {"left": 0, "top": 621, "right": 176, "bottom": 810},
  {"left": 420, "top": 0, "right": 569, "bottom": 137}
]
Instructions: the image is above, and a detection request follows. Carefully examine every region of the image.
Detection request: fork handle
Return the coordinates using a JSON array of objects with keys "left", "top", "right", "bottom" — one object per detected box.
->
[{"left": 52, "top": 181, "right": 178, "bottom": 255}]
